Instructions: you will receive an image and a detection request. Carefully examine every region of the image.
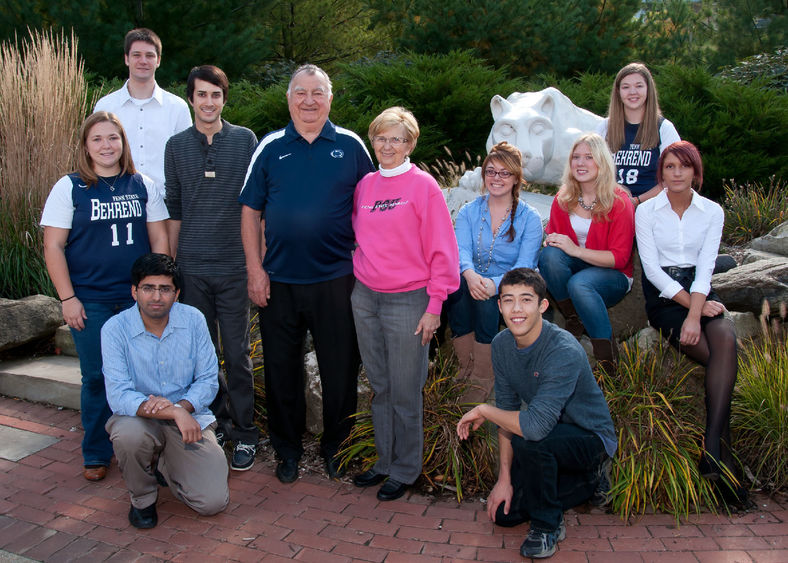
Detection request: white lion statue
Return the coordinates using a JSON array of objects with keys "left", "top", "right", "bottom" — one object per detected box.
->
[{"left": 447, "top": 87, "right": 603, "bottom": 220}]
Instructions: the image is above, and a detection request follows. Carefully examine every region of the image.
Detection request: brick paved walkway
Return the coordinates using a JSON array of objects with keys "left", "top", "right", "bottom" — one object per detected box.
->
[{"left": 0, "top": 395, "right": 786, "bottom": 562}]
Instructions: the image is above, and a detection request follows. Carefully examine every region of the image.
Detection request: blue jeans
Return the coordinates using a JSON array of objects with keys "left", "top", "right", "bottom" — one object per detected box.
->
[
  {"left": 446, "top": 277, "right": 502, "bottom": 344},
  {"left": 70, "top": 300, "right": 132, "bottom": 466},
  {"left": 538, "top": 246, "right": 628, "bottom": 339}
]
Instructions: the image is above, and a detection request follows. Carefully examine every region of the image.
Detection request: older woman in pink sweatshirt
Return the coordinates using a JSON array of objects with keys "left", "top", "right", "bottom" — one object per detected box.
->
[{"left": 350, "top": 106, "right": 459, "bottom": 501}]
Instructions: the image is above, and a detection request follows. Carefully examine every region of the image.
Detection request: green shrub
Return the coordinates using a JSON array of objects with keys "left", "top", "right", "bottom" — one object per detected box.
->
[
  {"left": 658, "top": 65, "right": 788, "bottom": 201},
  {"left": 731, "top": 311, "right": 788, "bottom": 492},
  {"left": 722, "top": 176, "right": 787, "bottom": 245},
  {"left": 331, "top": 51, "right": 528, "bottom": 165},
  {"left": 0, "top": 209, "right": 53, "bottom": 299},
  {"left": 338, "top": 348, "right": 497, "bottom": 502},
  {"left": 719, "top": 48, "right": 788, "bottom": 92},
  {"left": 599, "top": 340, "right": 727, "bottom": 521}
]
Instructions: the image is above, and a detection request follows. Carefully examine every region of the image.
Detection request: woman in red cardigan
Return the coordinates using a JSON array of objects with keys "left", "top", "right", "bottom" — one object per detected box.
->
[{"left": 537, "top": 133, "right": 635, "bottom": 370}]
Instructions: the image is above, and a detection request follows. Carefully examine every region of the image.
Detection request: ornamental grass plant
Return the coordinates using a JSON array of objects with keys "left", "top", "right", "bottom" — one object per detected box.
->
[
  {"left": 338, "top": 347, "right": 497, "bottom": 502},
  {"left": 598, "top": 340, "right": 724, "bottom": 522},
  {"left": 0, "top": 29, "right": 92, "bottom": 298},
  {"left": 420, "top": 146, "right": 482, "bottom": 189},
  {"left": 722, "top": 176, "right": 787, "bottom": 246},
  {"left": 731, "top": 303, "right": 788, "bottom": 492}
]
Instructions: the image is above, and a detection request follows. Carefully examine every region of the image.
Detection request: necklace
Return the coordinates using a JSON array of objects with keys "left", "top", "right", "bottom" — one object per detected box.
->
[
  {"left": 99, "top": 174, "right": 119, "bottom": 191},
  {"left": 475, "top": 205, "right": 511, "bottom": 273},
  {"left": 577, "top": 195, "right": 596, "bottom": 211}
]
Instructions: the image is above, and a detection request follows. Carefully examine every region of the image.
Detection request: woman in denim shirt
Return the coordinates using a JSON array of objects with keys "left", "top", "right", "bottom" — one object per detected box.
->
[{"left": 447, "top": 142, "right": 543, "bottom": 402}]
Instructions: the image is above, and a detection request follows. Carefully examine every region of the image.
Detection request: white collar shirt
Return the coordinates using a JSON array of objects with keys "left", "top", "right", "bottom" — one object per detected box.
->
[
  {"left": 94, "top": 81, "right": 192, "bottom": 198},
  {"left": 635, "top": 189, "right": 724, "bottom": 299}
]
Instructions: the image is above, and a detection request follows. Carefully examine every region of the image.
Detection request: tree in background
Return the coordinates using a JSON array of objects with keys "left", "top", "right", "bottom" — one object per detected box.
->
[
  {"left": 366, "top": 0, "right": 641, "bottom": 77},
  {"left": 706, "top": 0, "right": 786, "bottom": 69},
  {"left": 0, "top": 0, "right": 393, "bottom": 84},
  {"left": 0, "top": 0, "right": 272, "bottom": 84},
  {"left": 264, "top": 0, "right": 393, "bottom": 67}
]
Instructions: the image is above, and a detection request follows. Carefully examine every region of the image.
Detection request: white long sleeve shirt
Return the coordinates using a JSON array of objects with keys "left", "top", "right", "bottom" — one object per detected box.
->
[{"left": 635, "top": 189, "right": 723, "bottom": 299}]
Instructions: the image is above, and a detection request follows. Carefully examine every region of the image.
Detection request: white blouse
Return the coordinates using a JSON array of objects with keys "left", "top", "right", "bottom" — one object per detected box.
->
[
  {"left": 569, "top": 214, "right": 592, "bottom": 248},
  {"left": 635, "top": 189, "right": 724, "bottom": 300}
]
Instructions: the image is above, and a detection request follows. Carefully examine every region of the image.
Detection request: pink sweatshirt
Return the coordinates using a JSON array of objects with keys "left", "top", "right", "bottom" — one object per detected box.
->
[{"left": 352, "top": 165, "right": 460, "bottom": 314}]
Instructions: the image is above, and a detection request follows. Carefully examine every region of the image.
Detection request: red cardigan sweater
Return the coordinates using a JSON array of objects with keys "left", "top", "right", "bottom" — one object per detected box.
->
[{"left": 545, "top": 187, "right": 635, "bottom": 278}]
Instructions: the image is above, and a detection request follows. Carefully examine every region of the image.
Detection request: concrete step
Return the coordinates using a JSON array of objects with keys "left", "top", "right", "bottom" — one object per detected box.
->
[{"left": 0, "top": 355, "right": 81, "bottom": 410}]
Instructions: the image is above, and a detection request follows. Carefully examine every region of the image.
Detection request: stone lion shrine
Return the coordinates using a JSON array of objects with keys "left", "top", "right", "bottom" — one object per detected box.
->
[{"left": 447, "top": 87, "right": 603, "bottom": 220}]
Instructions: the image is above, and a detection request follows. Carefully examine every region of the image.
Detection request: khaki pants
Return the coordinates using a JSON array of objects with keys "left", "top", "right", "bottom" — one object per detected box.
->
[{"left": 106, "top": 414, "right": 229, "bottom": 515}]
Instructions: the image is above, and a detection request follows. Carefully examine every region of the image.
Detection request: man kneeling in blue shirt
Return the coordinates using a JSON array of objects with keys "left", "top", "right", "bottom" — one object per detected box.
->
[
  {"left": 457, "top": 268, "right": 616, "bottom": 559},
  {"left": 102, "top": 253, "right": 229, "bottom": 529}
]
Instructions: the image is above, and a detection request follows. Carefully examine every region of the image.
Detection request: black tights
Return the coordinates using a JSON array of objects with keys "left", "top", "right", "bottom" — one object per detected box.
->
[{"left": 673, "top": 317, "right": 738, "bottom": 468}]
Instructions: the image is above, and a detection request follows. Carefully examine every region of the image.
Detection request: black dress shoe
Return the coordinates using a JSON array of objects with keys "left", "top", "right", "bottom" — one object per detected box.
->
[
  {"left": 275, "top": 458, "right": 299, "bottom": 483},
  {"left": 325, "top": 456, "right": 346, "bottom": 479},
  {"left": 128, "top": 503, "right": 157, "bottom": 529},
  {"left": 353, "top": 469, "right": 387, "bottom": 488},
  {"left": 377, "top": 479, "right": 408, "bottom": 501}
]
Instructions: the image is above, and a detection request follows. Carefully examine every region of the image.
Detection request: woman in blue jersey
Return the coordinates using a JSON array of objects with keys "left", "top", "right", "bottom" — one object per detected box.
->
[
  {"left": 41, "top": 112, "right": 169, "bottom": 481},
  {"left": 597, "top": 62, "right": 680, "bottom": 208}
]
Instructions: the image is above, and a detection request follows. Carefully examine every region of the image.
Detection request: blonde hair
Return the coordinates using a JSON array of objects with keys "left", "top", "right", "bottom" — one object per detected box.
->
[
  {"left": 482, "top": 141, "right": 524, "bottom": 241},
  {"left": 76, "top": 112, "right": 135, "bottom": 187},
  {"left": 604, "top": 62, "right": 663, "bottom": 153},
  {"left": 557, "top": 133, "right": 618, "bottom": 221},
  {"left": 368, "top": 106, "right": 420, "bottom": 152}
]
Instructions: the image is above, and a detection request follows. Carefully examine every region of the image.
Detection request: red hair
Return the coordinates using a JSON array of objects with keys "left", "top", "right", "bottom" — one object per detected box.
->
[{"left": 657, "top": 141, "right": 704, "bottom": 190}]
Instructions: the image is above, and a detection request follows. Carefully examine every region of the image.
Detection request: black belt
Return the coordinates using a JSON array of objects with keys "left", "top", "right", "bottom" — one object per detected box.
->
[{"left": 662, "top": 266, "right": 695, "bottom": 280}]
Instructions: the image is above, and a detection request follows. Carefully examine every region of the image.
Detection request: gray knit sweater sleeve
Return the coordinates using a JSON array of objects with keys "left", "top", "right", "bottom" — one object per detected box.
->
[{"left": 492, "top": 321, "right": 617, "bottom": 457}]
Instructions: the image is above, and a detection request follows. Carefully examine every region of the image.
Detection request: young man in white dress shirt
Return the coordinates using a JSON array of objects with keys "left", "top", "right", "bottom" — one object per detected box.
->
[{"left": 94, "top": 28, "right": 191, "bottom": 198}]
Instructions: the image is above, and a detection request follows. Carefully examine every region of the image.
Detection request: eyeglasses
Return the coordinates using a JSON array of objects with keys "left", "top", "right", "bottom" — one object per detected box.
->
[
  {"left": 372, "top": 136, "right": 410, "bottom": 147},
  {"left": 138, "top": 285, "right": 176, "bottom": 296},
  {"left": 484, "top": 168, "right": 513, "bottom": 179}
]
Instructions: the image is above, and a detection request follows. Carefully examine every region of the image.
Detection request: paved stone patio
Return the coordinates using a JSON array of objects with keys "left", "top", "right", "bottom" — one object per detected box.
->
[{"left": 0, "top": 395, "right": 786, "bottom": 562}]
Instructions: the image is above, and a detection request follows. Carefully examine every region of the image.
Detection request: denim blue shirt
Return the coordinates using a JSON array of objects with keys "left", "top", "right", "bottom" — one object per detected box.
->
[
  {"left": 455, "top": 195, "right": 543, "bottom": 290},
  {"left": 101, "top": 302, "right": 218, "bottom": 429}
]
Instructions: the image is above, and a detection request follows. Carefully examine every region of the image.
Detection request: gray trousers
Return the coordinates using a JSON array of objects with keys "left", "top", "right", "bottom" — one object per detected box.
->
[
  {"left": 180, "top": 273, "right": 259, "bottom": 444},
  {"left": 351, "top": 281, "right": 429, "bottom": 484},
  {"left": 106, "top": 414, "right": 229, "bottom": 515}
]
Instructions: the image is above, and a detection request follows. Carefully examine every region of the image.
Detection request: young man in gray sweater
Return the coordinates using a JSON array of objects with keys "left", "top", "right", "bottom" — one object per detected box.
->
[
  {"left": 164, "top": 65, "right": 258, "bottom": 471},
  {"left": 457, "top": 268, "right": 616, "bottom": 559}
]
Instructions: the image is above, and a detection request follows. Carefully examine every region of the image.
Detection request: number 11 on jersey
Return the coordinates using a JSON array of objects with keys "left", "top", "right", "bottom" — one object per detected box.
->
[{"left": 110, "top": 222, "right": 134, "bottom": 246}]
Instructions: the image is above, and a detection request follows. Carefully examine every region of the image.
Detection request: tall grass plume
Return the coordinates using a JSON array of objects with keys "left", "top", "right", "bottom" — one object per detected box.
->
[{"left": 0, "top": 28, "right": 92, "bottom": 298}]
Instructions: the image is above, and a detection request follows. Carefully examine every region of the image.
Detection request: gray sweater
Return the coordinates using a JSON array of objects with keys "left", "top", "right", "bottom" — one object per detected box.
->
[
  {"left": 164, "top": 120, "right": 257, "bottom": 275},
  {"left": 492, "top": 320, "right": 617, "bottom": 457}
]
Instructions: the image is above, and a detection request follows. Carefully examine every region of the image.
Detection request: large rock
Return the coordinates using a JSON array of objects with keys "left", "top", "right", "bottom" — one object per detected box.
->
[
  {"left": 728, "top": 311, "right": 762, "bottom": 341},
  {"left": 741, "top": 249, "right": 784, "bottom": 265},
  {"left": 712, "top": 258, "right": 788, "bottom": 315},
  {"left": 0, "top": 295, "right": 63, "bottom": 352},
  {"left": 750, "top": 221, "right": 788, "bottom": 257}
]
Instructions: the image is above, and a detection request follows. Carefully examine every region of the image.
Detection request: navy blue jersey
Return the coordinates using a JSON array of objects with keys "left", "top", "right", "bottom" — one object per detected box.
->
[{"left": 61, "top": 173, "right": 152, "bottom": 302}]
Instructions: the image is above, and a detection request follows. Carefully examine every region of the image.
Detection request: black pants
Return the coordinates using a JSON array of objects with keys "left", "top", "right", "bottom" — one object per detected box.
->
[
  {"left": 495, "top": 423, "right": 607, "bottom": 531},
  {"left": 260, "top": 274, "right": 360, "bottom": 461},
  {"left": 180, "top": 273, "right": 259, "bottom": 445}
]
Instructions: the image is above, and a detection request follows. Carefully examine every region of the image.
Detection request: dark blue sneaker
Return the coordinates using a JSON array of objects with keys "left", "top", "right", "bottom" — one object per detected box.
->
[
  {"left": 231, "top": 442, "right": 256, "bottom": 471},
  {"left": 520, "top": 516, "right": 566, "bottom": 558}
]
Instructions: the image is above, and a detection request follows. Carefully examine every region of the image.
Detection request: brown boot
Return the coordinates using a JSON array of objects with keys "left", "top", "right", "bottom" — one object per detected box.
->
[
  {"left": 591, "top": 337, "right": 619, "bottom": 374},
  {"left": 451, "top": 333, "right": 474, "bottom": 381},
  {"left": 461, "top": 341, "right": 494, "bottom": 404},
  {"left": 555, "top": 299, "right": 585, "bottom": 338}
]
